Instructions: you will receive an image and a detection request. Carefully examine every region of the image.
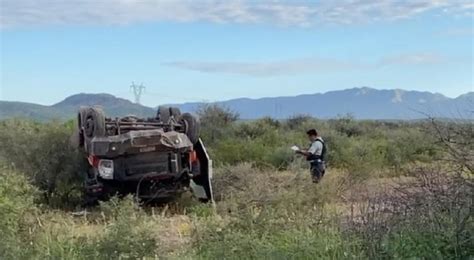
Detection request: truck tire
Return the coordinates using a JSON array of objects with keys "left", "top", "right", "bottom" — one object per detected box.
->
[
  {"left": 77, "top": 107, "right": 88, "bottom": 147},
  {"left": 78, "top": 107, "right": 88, "bottom": 129},
  {"left": 169, "top": 107, "right": 181, "bottom": 118},
  {"left": 157, "top": 106, "right": 170, "bottom": 123},
  {"left": 179, "top": 113, "right": 200, "bottom": 144},
  {"left": 84, "top": 107, "right": 106, "bottom": 138}
]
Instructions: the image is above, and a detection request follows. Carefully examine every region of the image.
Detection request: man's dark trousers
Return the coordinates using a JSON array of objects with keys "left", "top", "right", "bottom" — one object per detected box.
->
[{"left": 310, "top": 160, "right": 325, "bottom": 182}]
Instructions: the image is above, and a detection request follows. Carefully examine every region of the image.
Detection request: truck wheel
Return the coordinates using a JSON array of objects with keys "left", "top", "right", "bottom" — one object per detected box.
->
[
  {"left": 84, "top": 107, "right": 106, "bottom": 138},
  {"left": 179, "top": 113, "right": 200, "bottom": 144},
  {"left": 157, "top": 106, "right": 170, "bottom": 123},
  {"left": 169, "top": 107, "right": 181, "bottom": 118},
  {"left": 78, "top": 107, "right": 88, "bottom": 129},
  {"left": 77, "top": 107, "right": 88, "bottom": 147}
]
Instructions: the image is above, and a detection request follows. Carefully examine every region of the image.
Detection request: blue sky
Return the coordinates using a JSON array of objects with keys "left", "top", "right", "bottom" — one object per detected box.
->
[{"left": 1, "top": 0, "right": 473, "bottom": 107}]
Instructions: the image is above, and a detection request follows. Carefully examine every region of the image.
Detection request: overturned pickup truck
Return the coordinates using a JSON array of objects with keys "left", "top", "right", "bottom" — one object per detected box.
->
[{"left": 75, "top": 106, "right": 213, "bottom": 204}]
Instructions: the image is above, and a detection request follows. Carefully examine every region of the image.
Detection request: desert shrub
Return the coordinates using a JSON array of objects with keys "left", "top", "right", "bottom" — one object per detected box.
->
[
  {"left": 234, "top": 117, "right": 280, "bottom": 139},
  {"left": 425, "top": 118, "right": 474, "bottom": 172},
  {"left": 285, "top": 114, "right": 313, "bottom": 130},
  {"left": 0, "top": 164, "right": 39, "bottom": 259},
  {"left": 193, "top": 219, "right": 365, "bottom": 260},
  {"left": 0, "top": 189, "right": 163, "bottom": 259},
  {"left": 262, "top": 146, "right": 295, "bottom": 170},
  {"left": 258, "top": 116, "right": 281, "bottom": 128},
  {"left": 285, "top": 117, "right": 329, "bottom": 140},
  {"left": 86, "top": 196, "right": 159, "bottom": 259},
  {"left": 0, "top": 119, "right": 83, "bottom": 207},
  {"left": 198, "top": 105, "right": 297, "bottom": 169},
  {"left": 211, "top": 138, "right": 266, "bottom": 166},
  {"left": 197, "top": 104, "right": 239, "bottom": 144},
  {"left": 210, "top": 163, "right": 258, "bottom": 202},
  {"left": 206, "top": 115, "right": 442, "bottom": 173},
  {"left": 0, "top": 163, "right": 87, "bottom": 259},
  {"left": 211, "top": 163, "right": 344, "bottom": 216},
  {"left": 191, "top": 164, "right": 365, "bottom": 259},
  {"left": 350, "top": 167, "right": 474, "bottom": 259},
  {"left": 211, "top": 124, "right": 296, "bottom": 169},
  {"left": 383, "top": 127, "right": 439, "bottom": 172},
  {"left": 329, "top": 114, "right": 364, "bottom": 137},
  {"left": 332, "top": 136, "right": 386, "bottom": 180}
]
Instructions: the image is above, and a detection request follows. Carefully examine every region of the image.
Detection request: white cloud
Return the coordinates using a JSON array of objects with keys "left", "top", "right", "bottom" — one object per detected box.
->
[
  {"left": 436, "top": 27, "right": 474, "bottom": 37},
  {"left": 164, "top": 57, "right": 362, "bottom": 77},
  {"left": 164, "top": 53, "right": 447, "bottom": 77},
  {"left": 378, "top": 53, "right": 445, "bottom": 66},
  {"left": 1, "top": 0, "right": 472, "bottom": 29}
]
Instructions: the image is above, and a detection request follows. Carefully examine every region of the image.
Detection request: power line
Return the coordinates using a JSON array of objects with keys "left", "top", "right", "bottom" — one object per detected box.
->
[{"left": 130, "top": 82, "right": 146, "bottom": 104}]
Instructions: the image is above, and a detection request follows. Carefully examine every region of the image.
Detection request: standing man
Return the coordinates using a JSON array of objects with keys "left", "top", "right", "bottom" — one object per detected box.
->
[{"left": 296, "top": 129, "right": 327, "bottom": 183}]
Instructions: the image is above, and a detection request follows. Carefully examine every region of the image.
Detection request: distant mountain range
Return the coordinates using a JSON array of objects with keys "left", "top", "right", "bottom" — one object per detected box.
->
[
  {"left": 0, "top": 87, "right": 472, "bottom": 121},
  {"left": 0, "top": 94, "right": 155, "bottom": 121}
]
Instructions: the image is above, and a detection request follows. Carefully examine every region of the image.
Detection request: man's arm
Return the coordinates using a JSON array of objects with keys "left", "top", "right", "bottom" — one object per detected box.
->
[
  {"left": 296, "top": 149, "right": 311, "bottom": 156},
  {"left": 297, "top": 141, "right": 322, "bottom": 157}
]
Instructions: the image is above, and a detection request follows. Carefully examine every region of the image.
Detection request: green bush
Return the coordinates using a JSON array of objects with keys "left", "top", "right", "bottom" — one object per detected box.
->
[
  {"left": 330, "top": 114, "right": 364, "bottom": 137},
  {"left": 383, "top": 127, "right": 439, "bottom": 172},
  {"left": 350, "top": 168, "right": 473, "bottom": 259},
  {"left": 0, "top": 165, "right": 39, "bottom": 259},
  {"left": 0, "top": 174, "right": 162, "bottom": 259},
  {"left": 192, "top": 164, "right": 365, "bottom": 259},
  {"left": 0, "top": 163, "right": 88, "bottom": 259},
  {"left": 0, "top": 119, "right": 83, "bottom": 207},
  {"left": 193, "top": 219, "right": 365, "bottom": 259},
  {"left": 386, "top": 228, "right": 461, "bottom": 259},
  {"left": 196, "top": 108, "right": 441, "bottom": 173},
  {"left": 197, "top": 104, "right": 239, "bottom": 144},
  {"left": 262, "top": 146, "right": 295, "bottom": 170},
  {"left": 285, "top": 114, "right": 313, "bottom": 130},
  {"left": 88, "top": 196, "right": 159, "bottom": 259}
]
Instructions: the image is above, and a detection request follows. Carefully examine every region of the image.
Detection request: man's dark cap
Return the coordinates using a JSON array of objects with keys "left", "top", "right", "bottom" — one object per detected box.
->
[{"left": 306, "top": 129, "right": 318, "bottom": 136}]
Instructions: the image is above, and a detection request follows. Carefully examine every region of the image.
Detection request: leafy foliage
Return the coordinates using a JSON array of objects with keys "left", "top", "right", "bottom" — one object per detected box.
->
[
  {"left": 199, "top": 106, "right": 440, "bottom": 174},
  {"left": 0, "top": 119, "right": 84, "bottom": 207},
  {"left": 196, "top": 104, "right": 240, "bottom": 144},
  {"left": 349, "top": 168, "right": 473, "bottom": 259},
  {"left": 0, "top": 165, "right": 39, "bottom": 259}
]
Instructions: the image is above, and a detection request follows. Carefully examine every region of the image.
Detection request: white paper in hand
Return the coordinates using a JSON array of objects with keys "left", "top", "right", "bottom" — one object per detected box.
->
[{"left": 291, "top": 145, "right": 300, "bottom": 152}]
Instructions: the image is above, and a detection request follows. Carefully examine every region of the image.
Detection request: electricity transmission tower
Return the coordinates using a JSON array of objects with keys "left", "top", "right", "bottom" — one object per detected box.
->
[{"left": 130, "top": 82, "right": 146, "bottom": 104}]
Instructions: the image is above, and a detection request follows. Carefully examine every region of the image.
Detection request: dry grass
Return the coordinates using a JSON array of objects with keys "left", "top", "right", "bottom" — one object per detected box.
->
[{"left": 2, "top": 160, "right": 472, "bottom": 259}]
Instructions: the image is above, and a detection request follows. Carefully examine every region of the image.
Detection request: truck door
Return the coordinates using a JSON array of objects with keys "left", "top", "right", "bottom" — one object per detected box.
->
[{"left": 190, "top": 138, "right": 214, "bottom": 203}]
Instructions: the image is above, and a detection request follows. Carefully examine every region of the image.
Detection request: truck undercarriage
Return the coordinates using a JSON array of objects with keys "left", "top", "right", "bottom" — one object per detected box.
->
[{"left": 75, "top": 106, "right": 213, "bottom": 204}]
